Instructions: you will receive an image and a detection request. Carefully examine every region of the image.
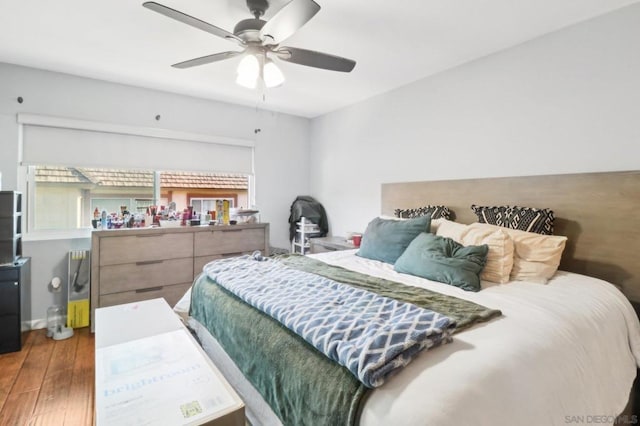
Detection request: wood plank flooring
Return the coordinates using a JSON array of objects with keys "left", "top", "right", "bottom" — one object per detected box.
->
[{"left": 0, "top": 328, "right": 94, "bottom": 426}]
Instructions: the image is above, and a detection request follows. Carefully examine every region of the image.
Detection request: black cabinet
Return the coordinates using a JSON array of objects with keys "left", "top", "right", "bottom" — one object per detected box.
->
[{"left": 0, "top": 257, "right": 30, "bottom": 354}]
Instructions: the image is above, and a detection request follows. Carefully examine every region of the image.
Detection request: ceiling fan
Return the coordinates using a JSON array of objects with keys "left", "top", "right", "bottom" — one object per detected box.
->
[{"left": 143, "top": 0, "right": 356, "bottom": 89}]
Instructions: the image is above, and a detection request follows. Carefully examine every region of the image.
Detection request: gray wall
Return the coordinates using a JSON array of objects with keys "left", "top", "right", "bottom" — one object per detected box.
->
[
  {"left": 0, "top": 63, "right": 311, "bottom": 325},
  {"left": 309, "top": 3, "right": 640, "bottom": 238}
]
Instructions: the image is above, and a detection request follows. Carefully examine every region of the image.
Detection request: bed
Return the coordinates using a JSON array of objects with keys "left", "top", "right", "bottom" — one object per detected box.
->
[{"left": 180, "top": 170, "right": 640, "bottom": 426}]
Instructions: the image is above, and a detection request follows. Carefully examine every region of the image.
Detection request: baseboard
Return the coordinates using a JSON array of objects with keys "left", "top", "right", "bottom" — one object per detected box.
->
[{"left": 22, "top": 319, "right": 47, "bottom": 331}]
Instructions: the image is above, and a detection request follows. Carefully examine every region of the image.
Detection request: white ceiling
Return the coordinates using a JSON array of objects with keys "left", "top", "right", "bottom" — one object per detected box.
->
[{"left": 0, "top": 0, "right": 637, "bottom": 118}]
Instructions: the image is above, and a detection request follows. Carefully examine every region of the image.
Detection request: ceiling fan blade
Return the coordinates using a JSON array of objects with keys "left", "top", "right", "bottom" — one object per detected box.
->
[
  {"left": 172, "top": 51, "right": 243, "bottom": 69},
  {"left": 277, "top": 47, "right": 356, "bottom": 72},
  {"left": 143, "top": 2, "right": 244, "bottom": 45},
  {"left": 259, "top": 0, "right": 321, "bottom": 45}
]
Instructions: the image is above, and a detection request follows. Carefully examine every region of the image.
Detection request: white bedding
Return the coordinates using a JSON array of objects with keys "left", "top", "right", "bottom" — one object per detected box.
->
[{"left": 185, "top": 250, "right": 640, "bottom": 426}]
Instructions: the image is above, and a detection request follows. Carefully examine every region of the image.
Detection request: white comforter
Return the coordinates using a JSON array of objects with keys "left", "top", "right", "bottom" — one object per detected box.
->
[
  {"left": 186, "top": 250, "right": 640, "bottom": 426},
  {"left": 314, "top": 250, "right": 640, "bottom": 426}
]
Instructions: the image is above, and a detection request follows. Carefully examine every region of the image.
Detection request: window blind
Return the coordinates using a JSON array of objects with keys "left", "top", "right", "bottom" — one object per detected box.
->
[{"left": 19, "top": 115, "right": 254, "bottom": 174}]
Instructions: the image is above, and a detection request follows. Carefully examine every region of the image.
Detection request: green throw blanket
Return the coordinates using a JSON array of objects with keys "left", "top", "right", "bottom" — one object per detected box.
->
[
  {"left": 277, "top": 254, "right": 501, "bottom": 332},
  {"left": 190, "top": 254, "right": 501, "bottom": 426}
]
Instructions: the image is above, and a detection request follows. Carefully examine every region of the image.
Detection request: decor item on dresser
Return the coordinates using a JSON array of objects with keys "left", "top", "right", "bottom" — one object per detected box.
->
[
  {"left": 394, "top": 205, "right": 451, "bottom": 220},
  {"left": 90, "top": 222, "right": 269, "bottom": 331},
  {"left": 470, "top": 204, "right": 555, "bottom": 235}
]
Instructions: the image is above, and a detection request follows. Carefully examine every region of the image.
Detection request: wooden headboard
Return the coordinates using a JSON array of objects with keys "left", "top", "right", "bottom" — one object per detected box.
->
[{"left": 381, "top": 170, "right": 640, "bottom": 301}]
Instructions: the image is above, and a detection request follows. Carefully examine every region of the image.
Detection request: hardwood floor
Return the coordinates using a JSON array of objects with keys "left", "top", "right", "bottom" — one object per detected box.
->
[{"left": 0, "top": 328, "right": 94, "bottom": 426}]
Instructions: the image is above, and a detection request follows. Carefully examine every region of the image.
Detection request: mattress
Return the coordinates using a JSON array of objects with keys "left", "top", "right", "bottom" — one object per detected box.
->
[{"left": 182, "top": 249, "right": 640, "bottom": 425}]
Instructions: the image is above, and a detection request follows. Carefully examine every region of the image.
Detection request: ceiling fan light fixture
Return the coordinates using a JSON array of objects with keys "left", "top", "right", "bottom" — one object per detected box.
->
[
  {"left": 263, "top": 59, "right": 285, "bottom": 88},
  {"left": 237, "top": 53, "right": 260, "bottom": 76},
  {"left": 236, "top": 54, "right": 260, "bottom": 89},
  {"left": 235, "top": 72, "right": 259, "bottom": 89}
]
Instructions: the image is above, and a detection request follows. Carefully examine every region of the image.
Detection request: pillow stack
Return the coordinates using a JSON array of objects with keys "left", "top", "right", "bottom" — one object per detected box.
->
[
  {"left": 436, "top": 221, "right": 567, "bottom": 284},
  {"left": 357, "top": 216, "right": 489, "bottom": 292},
  {"left": 356, "top": 215, "right": 567, "bottom": 291}
]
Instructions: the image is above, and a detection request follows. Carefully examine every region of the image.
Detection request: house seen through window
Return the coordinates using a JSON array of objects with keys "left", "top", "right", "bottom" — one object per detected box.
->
[{"left": 32, "top": 166, "right": 249, "bottom": 231}]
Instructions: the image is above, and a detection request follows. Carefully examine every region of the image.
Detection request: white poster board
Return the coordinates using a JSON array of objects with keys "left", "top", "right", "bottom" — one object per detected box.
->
[{"left": 95, "top": 329, "right": 237, "bottom": 425}]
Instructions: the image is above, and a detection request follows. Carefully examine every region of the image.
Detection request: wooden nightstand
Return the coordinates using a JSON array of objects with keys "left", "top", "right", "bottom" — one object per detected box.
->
[{"left": 310, "top": 237, "right": 356, "bottom": 254}]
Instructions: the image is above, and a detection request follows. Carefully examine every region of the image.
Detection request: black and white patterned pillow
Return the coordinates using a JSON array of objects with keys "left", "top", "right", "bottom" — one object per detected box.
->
[
  {"left": 394, "top": 205, "right": 452, "bottom": 220},
  {"left": 470, "top": 204, "right": 555, "bottom": 235}
]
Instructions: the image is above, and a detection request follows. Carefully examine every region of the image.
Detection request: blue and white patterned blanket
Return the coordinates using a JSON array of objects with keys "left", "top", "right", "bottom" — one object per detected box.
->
[{"left": 204, "top": 253, "right": 455, "bottom": 388}]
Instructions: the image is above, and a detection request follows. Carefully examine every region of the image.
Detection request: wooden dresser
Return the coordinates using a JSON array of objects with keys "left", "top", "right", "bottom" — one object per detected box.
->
[{"left": 90, "top": 223, "right": 269, "bottom": 331}]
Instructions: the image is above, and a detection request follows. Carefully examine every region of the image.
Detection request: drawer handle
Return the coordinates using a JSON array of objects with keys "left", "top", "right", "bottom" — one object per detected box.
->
[
  {"left": 219, "top": 228, "right": 243, "bottom": 233},
  {"left": 136, "top": 260, "right": 164, "bottom": 266},
  {"left": 136, "top": 234, "right": 164, "bottom": 238},
  {"left": 135, "top": 286, "right": 164, "bottom": 293}
]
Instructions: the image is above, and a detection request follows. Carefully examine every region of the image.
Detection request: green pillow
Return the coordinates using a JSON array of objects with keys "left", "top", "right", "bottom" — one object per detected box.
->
[
  {"left": 394, "top": 232, "right": 488, "bottom": 292},
  {"left": 357, "top": 215, "right": 431, "bottom": 264}
]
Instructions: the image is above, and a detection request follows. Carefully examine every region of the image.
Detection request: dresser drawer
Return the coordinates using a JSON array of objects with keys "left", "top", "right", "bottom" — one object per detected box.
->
[
  {"left": 99, "top": 282, "right": 191, "bottom": 309},
  {"left": 99, "top": 232, "right": 193, "bottom": 266},
  {"left": 99, "top": 258, "right": 193, "bottom": 295},
  {"left": 194, "top": 228, "right": 266, "bottom": 257}
]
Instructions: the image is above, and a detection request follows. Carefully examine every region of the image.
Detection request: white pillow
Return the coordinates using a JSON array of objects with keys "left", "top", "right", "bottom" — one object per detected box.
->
[
  {"left": 434, "top": 219, "right": 467, "bottom": 242},
  {"left": 468, "top": 223, "right": 567, "bottom": 284},
  {"left": 429, "top": 218, "right": 448, "bottom": 234},
  {"left": 461, "top": 225, "right": 514, "bottom": 284}
]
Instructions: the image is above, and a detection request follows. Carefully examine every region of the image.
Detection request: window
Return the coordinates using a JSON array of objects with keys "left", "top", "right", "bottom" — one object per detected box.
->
[
  {"left": 190, "top": 198, "right": 235, "bottom": 216},
  {"left": 29, "top": 166, "right": 249, "bottom": 232},
  {"left": 18, "top": 114, "right": 255, "bottom": 235}
]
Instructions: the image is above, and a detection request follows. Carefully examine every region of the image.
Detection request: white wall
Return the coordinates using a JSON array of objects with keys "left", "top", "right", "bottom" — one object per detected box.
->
[
  {"left": 309, "top": 4, "right": 640, "bottom": 237},
  {"left": 0, "top": 63, "right": 310, "bottom": 323}
]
